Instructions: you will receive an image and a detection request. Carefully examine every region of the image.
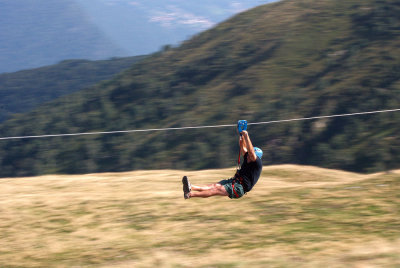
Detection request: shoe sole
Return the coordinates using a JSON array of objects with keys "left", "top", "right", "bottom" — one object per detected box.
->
[{"left": 182, "top": 176, "right": 191, "bottom": 194}]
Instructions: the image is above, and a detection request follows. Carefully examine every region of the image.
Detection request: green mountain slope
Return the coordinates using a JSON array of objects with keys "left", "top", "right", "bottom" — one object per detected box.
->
[
  {"left": 0, "top": 0, "right": 400, "bottom": 177},
  {"left": 0, "top": 56, "right": 145, "bottom": 123}
]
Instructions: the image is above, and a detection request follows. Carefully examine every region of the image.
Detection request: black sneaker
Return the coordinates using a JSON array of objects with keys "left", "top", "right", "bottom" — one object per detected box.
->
[{"left": 182, "top": 176, "right": 191, "bottom": 199}]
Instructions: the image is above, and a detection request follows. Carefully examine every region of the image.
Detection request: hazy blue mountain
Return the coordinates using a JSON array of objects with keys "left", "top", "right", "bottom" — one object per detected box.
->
[
  {"left": 0, "top": 0, "right": 127, "bottom": 74},
  {"left": 0, "top": 0, "right": 275, "bottom": 74},
  {"left": 75, "top": 0, "right": 276, "bottom": 55}
]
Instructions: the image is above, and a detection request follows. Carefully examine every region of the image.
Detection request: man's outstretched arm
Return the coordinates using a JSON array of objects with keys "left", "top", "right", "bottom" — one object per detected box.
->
[
  {"left": 241, "top": 131, "right": 257, "bottom": 162},
  {"left": 239, "top": 135, "right": 247, "bottom": 156}
]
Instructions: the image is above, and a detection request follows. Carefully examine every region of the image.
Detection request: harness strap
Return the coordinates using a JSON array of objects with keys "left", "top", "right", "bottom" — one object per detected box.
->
[
  {"left": 232, "top": 172, "right": 245, "bottom": 198},
  {"left": 232, "top": 180, "right": 240, "bottom": 198}
]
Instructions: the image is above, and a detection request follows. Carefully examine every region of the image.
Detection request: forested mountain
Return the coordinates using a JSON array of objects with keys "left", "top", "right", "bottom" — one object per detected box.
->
[
  {"left": 0, "top": 56, "right": 145, "bottom": 123},
  {"left": 0, "top": 0, "right": 399, "bottom": 177},
  {"left": 0, "top": 0, "right": 126, "bottom": 74}
]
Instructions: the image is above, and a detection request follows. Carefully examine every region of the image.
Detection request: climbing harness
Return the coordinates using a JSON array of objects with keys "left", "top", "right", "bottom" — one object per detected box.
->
[{"left": 232, "top": 171, "right": 246, "bottom": 198}]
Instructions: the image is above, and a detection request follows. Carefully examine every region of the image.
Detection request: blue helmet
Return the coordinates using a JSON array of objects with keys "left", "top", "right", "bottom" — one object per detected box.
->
[{"left": 254, "top": 147, "right": 263, "bottom": 159}]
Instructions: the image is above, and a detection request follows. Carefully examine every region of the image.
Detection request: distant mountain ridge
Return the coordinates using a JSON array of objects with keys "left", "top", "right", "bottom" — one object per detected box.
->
[
  {"left": 0, "top": 0, "right": 399, "bottom": 177},
  {"left": 0, "top": 56, "right": 145, "bottom": 123},
  {"left": 75, "top": 0, "right": 276, "bottom": 55},
  {"left": 0, "top": 0, "right": 127, "bottom": 74}
]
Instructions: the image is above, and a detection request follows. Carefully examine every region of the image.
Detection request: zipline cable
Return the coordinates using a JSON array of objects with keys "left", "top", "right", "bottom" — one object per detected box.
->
[
  {"left": 0, "top": 108, "right": 399, "bottom": 141},
  {"left": 248, "top": 108, "right": 400, "bottom": 125}
]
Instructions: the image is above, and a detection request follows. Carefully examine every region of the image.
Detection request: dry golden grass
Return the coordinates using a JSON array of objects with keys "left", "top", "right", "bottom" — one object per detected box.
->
[{"left": 0, "top": 165, "right": 399, "bottom": 267}]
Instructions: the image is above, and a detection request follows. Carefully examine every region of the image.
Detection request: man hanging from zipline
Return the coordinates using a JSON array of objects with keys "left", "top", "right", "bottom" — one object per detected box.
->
[{"left": 182, "top": 120, "right": 263, "bottom": 199}]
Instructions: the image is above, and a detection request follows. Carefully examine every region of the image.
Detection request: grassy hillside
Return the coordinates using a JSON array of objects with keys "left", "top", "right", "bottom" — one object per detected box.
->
[
  {"left": 0, "top": 0, "right": 400, "bottom": 177},
  {"left": 0, "top": 166, "right": 399, "bottom": 267},
  {"left": 0, "top": 56, "right": 145, "bottom": 123}
]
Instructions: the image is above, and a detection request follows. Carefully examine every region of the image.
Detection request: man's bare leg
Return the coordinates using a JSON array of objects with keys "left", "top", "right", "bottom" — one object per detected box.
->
[
  {"left": 189, "top": 183, "right": 228, "bottom": 198},
  {"left": 183, "top": 176, "right": 229, "bottom": 198},
  {"left": 191, "top": 183, "right": 219, "bottom": 191}
]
